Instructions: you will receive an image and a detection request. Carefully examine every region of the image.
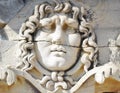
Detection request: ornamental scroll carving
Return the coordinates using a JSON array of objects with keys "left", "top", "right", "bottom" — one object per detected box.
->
[{"left": 0, "top": 1, "right": 120, "bottom": 93}]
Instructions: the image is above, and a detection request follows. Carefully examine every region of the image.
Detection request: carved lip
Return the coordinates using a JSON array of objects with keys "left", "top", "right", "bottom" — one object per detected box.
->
[
  {"left": 51, "top": 50, "right": 66, "bottom": 53},
  {"left": 50, "top": 45, "right": 67, "bottom": 54}
]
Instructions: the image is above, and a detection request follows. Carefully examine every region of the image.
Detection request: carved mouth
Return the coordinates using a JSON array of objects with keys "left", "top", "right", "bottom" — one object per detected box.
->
[
  {"left": 50, "top": 45, "right": 67, "bottom": 54},
  {"left": 51, "top": 50, "right": 66, "bottom": 53}
]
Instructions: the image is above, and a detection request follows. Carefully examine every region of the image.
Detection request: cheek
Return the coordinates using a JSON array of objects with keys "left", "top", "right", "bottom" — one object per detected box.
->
[
  {"left": 35, "top": 31, "right": 51, "bottom": 41},
  {"left": 68, "top": 33, "right": 81, "bottom": 46},
  {"left": 35, "top": 42, "right": 51, "bottom": 57}
]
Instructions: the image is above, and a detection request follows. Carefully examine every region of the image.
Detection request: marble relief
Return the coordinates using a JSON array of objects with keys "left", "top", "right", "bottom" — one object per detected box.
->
[
  {"left": 16, "top": 1, "right": 98, "bottom": 92},
  {"left": 0, "top": 1, "right": 120, "bottom": 93}
]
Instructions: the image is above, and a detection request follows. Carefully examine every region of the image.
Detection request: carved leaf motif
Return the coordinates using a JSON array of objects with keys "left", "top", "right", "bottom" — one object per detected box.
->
[
  {"left": 6, "top": 69, "right": 16, "bottom": 86},
  {"left": 95, "top": 62, "right": 119, "bottom": 84},
  {"left": 0, "top": 67, "right": 16, "bottom": 86},
  {"left": 95, "top": 71, "right": 105, "bottom": 84}
]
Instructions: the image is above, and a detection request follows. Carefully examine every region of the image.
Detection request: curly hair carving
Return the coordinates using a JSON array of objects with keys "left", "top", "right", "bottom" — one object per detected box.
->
[{"left": 18, "top": 1, "right": 98, "bottom": 72}]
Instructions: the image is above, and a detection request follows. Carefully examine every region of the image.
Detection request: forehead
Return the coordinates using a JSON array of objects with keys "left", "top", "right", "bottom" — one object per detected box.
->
[{"left": 40, "top": 15, "right": 78, "bottom": 28}]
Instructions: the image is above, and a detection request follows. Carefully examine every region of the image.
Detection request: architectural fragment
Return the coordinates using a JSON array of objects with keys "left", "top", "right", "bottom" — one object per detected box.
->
[{"left": 0, "top": 1, "right": 120, "bottom": 93}]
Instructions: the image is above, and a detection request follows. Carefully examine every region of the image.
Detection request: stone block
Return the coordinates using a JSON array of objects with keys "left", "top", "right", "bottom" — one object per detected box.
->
[
  {"left": 0, "top": 0, "right": 24, "bottom": 25},
  {"left": 0, "top": 40, "right": 19, "bottom": 66},
  {"left": 95, "top": 27, "right": 120, "bottom": 46}
]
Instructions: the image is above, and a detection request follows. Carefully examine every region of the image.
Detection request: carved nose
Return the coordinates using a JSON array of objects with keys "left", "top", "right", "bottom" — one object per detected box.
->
[
  {"left": 52, "top": 32, "right": 62, "bottom": 44},
  {"left": 51, "top": 25, "right": 64, "bottom": 45},
  {"left": 52, "top": 38, "right": 61, "bottom": 44}
]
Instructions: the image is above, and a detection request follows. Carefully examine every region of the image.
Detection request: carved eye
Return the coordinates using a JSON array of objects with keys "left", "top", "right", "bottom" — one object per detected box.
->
[
  {"left": 41, "top": 23, "right": 56, "bottom": 33},
  {"left": 62, "top": 23, "right": 78, "bottom": 34},
  {"left": 51, "top": 22, "right": 56, "bottom": 31},
  {"left": 62, "top": 23, "right": 68, "bottom": 31},
  {"left": 41, "top": 27, "right": 52, "bottom": 33},
  {"left": 66, "top": 27, "right": 78, "bottom": 34}
]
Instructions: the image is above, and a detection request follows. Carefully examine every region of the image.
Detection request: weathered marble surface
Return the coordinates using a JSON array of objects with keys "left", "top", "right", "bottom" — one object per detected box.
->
[
  {"left": 0, "top": 0, "right": 24, "bottom": 28},
  {"left": 0, "top": 0, "right": 119, "bottom": 66},
  {"left": 0, "top": 0, "right": 120, "bottom": 93}
]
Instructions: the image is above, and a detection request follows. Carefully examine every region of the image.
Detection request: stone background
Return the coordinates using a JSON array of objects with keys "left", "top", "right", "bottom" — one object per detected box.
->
[{"left": 0, "top": 0, "right": 120, "bottom": 68}]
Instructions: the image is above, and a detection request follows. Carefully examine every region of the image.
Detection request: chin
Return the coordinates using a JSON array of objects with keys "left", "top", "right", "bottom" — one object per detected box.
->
[
  {"left": 45, "top": 65, "right": 69, "bottom": 71},
  {"left": 43, "top": 59, "right": 72, "bottom": 71}
]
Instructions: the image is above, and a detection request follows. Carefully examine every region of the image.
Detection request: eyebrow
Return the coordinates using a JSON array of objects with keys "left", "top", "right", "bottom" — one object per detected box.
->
[
  {"left": 40, "top": 18, "right": 53, "bottom": 27},
  {"left": 65, "top": 18, "right": 78, "bottom": 28},
  {"left": 40, "top": 16, "right": 78, "bottom": 29}
]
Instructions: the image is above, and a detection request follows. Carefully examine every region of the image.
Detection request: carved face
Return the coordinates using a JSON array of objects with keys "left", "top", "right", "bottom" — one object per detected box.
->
[{"left": 34, "top": 15, "right": 81, "bottom": 71}]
